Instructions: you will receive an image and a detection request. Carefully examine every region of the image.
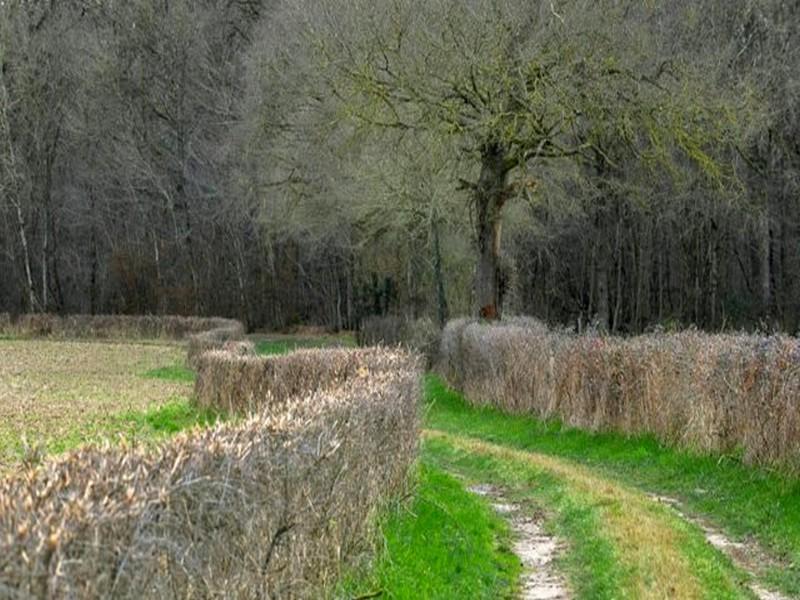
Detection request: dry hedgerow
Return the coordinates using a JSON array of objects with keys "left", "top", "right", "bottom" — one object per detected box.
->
[
  {"left": 0, "top": 346, "right": 422, "bottom": 599},
  {"left": 437, "top": 319, "right": 800, "bottom": 473},
  {"left": 0, "top": 315, "right": 422, "bottom": 598}
]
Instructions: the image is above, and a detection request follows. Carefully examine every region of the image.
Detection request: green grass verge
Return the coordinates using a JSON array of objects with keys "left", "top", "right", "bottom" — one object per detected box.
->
[
  {"left": 142, "top": 364, "right": 196, "bottom": 383},
  {"left": 335, "top": 464, "right": 520, "bottom": 599},
  {"left": 114, "top": 399, "right": 224, "bottom": 436},
  {"left": 422, "top": 437, "right": 625, "bottom": 598},
  {"left": 4, "top": 400, "right": 225, "bottom": 469},
  {"left": 425, "top": 374, "right": 800, "bottom": 596},
  {"left": 255, "top": 335, "right": 355, "bottom": 356}
]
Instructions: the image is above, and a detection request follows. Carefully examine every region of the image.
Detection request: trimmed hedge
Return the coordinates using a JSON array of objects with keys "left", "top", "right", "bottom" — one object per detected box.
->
[
  {"left": 0, "top": 315, "right": 422, "bottom": 598},
  {"left": 0, "top": 313, "right": 244, "bottom": 341},
  {"left": 438, "top": 319, "right": 800, "bottom": 472},
  {"left": 0, "top": 312, "right": 248, "bottom": 367},
  {"left": 196, "top": 346, "right": 417, "bottom": 414},
  {"left": 0, "top": 355, "right": 420, "bottom": 597},
  {"left": 0, "top": 312, "right": 10, "bottom": 334},
  {"left": 185, "top": 323, "right": 250, "bottom": 368}
]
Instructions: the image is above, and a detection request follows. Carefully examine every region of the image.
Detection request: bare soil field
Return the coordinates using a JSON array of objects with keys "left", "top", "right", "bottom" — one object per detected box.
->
[{"left": 0, "top": 339, "right": 192, "bottom": 469}]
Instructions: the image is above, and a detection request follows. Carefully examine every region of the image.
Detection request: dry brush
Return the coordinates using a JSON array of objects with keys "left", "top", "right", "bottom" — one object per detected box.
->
[
  {"left": 438, "top": 319, "right": 800, "bottom": 472},
  {"left": 0, "top": 315, "right": 422, "bottom": 598},
  {"left": 0, "top": 313, "right": 243, "bottom": 341}
]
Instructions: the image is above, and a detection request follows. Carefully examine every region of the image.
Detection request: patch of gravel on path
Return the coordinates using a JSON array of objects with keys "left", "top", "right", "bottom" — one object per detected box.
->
[
  {"left": 650, "top": 494, "right": 793, "bottom": 600},
  {"left": 470, "top": 484, "right": 571, "bottom": 600}
]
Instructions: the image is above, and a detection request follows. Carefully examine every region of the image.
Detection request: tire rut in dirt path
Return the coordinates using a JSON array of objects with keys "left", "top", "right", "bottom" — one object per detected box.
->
[
  {"left": 470, "top": 483, "right": 571, "bottom": 600},
  {"left": 426, "top": 429, "right": 750, "bottom": 598},
  {"left": 649, "top": 495, "right": 794, "bottom": 600}
]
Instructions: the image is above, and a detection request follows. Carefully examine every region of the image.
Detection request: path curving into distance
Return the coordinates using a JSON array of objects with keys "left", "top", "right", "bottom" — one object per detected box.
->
[{"left": 425, "top": 429, "right": 794, "bottom": 600}]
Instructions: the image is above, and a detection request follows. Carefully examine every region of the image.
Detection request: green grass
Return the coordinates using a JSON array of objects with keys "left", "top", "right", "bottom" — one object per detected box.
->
[
  {"left": 40, "top": 400, "right": 225, "bottom": 457},
  {"left": 424, "top": 374, "right": 800, "bottom": 596},
  {"left": 422, "top": 437, "right": 625, "bottom": 598},
  {"left": 115, "top": 400, "right": 224, "bottom": 436},
  {"left": 335, "top": 464, "right": 520, "bottom": 599},
  {"left": 255, "top": 334, "right": 355, "bottom": 356},
  {"left": 142, "top": 364, "right": 196, "bottom": 382}
]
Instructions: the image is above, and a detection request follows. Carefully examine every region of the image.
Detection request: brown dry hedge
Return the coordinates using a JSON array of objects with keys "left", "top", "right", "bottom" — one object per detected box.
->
[
  {"left": 0, "top": 315, "right": 422, "bottom": 598},
  {"left": 438, "top": 319, "right": 800, "bottom": 472},
  {"left": 0, "top": 362, "right": 420, "bottom": 598},
  {"left": 0, "top": 312, "right": 247, "bottom": 367},
  {"left": 195, "top": 346, "right": 417, "bottom": 414},
  {"left": 0, "top": 313, "right": 243, "bottom": 341}
]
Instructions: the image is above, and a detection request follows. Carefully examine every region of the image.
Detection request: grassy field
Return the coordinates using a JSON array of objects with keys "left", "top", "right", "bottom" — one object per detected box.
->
[
  {"left": 0, "top": 339, "right": 203, "bottom": 470},
  {"left": 0, "top": 332, "right": 349, "bottom": 470}
]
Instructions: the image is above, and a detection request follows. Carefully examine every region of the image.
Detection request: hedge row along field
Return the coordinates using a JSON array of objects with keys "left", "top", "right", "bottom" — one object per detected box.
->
[
  {"left": 438, "top": 318, "right": 800, "bottom": 473},
  {"left": 0, "top": 313, "right": 244, "bottom": 342},
  {"left": 0, "top": 312, "right": 247, "bottom": 369},
  {"left": 195, "top": 346, "right": 421, "bottom": 414},
  {"left": 0, "top": 315, "right": 421, "bottom": 598}
]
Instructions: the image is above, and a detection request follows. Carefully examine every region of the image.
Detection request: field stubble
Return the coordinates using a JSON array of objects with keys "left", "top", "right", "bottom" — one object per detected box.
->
[{"left": 0, "top": 339, "right": 192, "bottom": 468}]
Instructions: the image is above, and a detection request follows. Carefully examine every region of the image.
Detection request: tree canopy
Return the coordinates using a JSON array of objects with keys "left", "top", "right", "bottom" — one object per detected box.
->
[{"left": 0, "top": 0, "right": 797, "bottom": 332}]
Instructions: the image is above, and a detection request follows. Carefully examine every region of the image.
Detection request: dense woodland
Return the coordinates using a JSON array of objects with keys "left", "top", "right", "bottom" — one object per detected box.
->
[{"left": 0, "top": 0, "right": 798, "bottom": 333}]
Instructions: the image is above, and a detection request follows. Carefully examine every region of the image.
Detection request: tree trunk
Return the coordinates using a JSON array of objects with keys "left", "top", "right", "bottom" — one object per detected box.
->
[
  {"left": 431, "top": 212, "right": 449, "bottom": 326},
  {"left": 89, "top": 191, "right": 99, "bottom": 315},
  {"left": 13, "top": 201, "right": 38, "bottom": 311},
  {"left": 41, "top": 207, "right": 48, "bottom": 312},
  {"left": 474, "top": 143, "right": 509, "bottom": 321},
  {"left": 612, "top": 218, "right": 623, "bottom": 333},
  {"left": 595, "top": 248, "right": 610, "bottom": 330},
  {"left": 45, "top": 188, "right": 65, "bottom": 312},
  {"left": 591, "top": 158, "right": 613, "bottom": 331},
  {"left": 233, "top": 236, "right": 250, "bottom": 327}
]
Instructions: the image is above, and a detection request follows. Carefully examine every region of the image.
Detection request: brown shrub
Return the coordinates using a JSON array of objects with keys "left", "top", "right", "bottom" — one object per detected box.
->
[
  {"left": 0, "top": 348, "right": 421, "bottom": 598},
  {"left": 437, "top": 320, "right": 800, "bottom": 472},
  {"left": 4, "top": 313, "right": 244, "bottom": 341},
  {"left": 185, "top": 322, "right": 248, "bottom": 368},
  {"left": 358, "top": 316, "right": 440, "bottom": 365},
  {"left": 195, "top": 347, "right": 419, "bottom": 414}
]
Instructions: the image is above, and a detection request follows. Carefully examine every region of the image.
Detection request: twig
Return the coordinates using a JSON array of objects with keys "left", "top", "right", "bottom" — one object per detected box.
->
[{"left": 352, "top": 591, "right": 384, "bottom": 600}]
